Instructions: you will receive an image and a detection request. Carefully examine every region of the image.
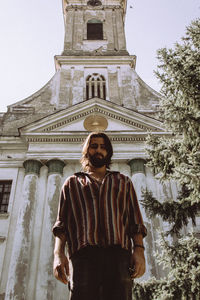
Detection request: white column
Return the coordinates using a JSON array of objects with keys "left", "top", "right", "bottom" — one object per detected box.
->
[
  {"left": 145, "top": 166, "right": 165, "bottom": 278},
  {"left": 35, "top": 159, "right": 67, "bottom": 300},
  {"left": 128, "top": 159, "right": 147, "bottom": 218},
  {"left": 128, "top": 159, "right": 153, "bottom": 280},
  {"left": 89, "top": 79, "right": 92, "bottom": 99},
  {"left": 5, "top": 159, "right": 42, "bottom": 300},
  {"left": 27, "top": 165, "right": 48, "bottom": 300},
  {"left": 100, "top": 81, "right": 104, "bottom": 99},
  {"left": 94, "top": 79, "right": 98, "bottom": 97}
]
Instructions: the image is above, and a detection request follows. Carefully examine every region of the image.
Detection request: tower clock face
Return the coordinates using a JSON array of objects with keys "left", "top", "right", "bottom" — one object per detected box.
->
[{"left": 87, "top": 0, "right": 102, "bottom": 6}]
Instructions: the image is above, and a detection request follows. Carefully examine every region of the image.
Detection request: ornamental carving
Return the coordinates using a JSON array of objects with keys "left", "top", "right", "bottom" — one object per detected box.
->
[{"left": 26, "top": 136, "right": 147, "bottom": 143}]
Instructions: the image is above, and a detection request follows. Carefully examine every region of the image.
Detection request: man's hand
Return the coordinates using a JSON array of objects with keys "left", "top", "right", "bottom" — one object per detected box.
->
[
  {"left": 53, "top": 253, "right": 69, "bottom": 284},
  {"left": 130, "top": 247, "right": 146, "bottom": 279}
]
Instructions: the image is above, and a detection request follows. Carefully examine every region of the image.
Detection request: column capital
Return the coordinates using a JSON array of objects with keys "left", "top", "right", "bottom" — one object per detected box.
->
[
  {"left": 128, "top": 158, "right": 146, "bottom": 175},
  {"left": 23, "top": 160, "right": 43, "bottom": 175},
  {"left": 46, "top": 159, "right": 65, "bottom": 175}
]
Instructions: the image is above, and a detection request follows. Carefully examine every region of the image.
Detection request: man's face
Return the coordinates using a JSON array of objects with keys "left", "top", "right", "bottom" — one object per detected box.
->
[{"left": 88, "top": 137, "right": 108, "bottom": 168}]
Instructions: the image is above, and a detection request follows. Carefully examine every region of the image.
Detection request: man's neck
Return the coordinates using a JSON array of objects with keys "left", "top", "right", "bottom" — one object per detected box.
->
[{"left": 88, "top": 165, "right": 107, "bottom": 179}]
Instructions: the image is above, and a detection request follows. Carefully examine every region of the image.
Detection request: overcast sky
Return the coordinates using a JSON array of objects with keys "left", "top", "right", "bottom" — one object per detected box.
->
[{"left": 0, "top": 0, "right": 199, "bottom": 112}]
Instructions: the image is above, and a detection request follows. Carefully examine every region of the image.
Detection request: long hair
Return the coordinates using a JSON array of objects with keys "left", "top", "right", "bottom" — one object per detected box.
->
[{"left": 80, "top": 132, "right": 113, "bottom": 171}]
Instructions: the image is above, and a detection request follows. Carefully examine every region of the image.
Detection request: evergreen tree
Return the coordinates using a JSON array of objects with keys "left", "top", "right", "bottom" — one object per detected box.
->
[{"left": 133, "top": 19, "right": 200, "bottom": 300}]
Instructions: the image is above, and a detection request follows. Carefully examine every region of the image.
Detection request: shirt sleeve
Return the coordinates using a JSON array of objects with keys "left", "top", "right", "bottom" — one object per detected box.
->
[
  {"left": 127, "top": 178, "right": 147, "bottom": 238},
  {"left": 52, "top": 180, "right": 69, "bottom": 238}
]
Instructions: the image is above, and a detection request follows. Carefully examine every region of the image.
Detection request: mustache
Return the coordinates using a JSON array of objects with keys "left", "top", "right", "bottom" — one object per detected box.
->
[{"left": 93, "top": 153, "right": 104, "bottom": 158}]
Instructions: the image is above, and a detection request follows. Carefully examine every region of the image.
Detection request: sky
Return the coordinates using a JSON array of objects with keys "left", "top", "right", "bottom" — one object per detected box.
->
[{"left": 0, "top": 0, "right": 199, "bottom": 112}]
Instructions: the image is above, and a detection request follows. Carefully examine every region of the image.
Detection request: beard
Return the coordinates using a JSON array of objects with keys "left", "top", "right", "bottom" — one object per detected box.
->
[{"left": 88, "top": 153, "right": 108, "bottom": 168}]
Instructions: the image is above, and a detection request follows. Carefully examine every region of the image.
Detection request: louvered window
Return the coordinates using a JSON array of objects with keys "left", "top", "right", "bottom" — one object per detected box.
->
[{"left": 87, "top": 19, "right": 103, "bottom": 40}]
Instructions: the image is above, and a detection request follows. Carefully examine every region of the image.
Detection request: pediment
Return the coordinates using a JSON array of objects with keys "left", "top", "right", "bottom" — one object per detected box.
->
[{"left": 19, "top": 98, "right": 164, "bottom": 138}]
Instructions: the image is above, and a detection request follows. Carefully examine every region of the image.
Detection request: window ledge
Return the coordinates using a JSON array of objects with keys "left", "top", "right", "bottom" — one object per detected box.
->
[
  {"left": 0, "top": 236, "right": 6, "bottom": 243},
  {"left": 83, "top": 39, "right": 107, "bottom": 41},
  {"left": 0, "top": 213, "right": 9, "bottom": 219},
  {"left": 83, "top": 39, "right": 108, "bottom": 52}
]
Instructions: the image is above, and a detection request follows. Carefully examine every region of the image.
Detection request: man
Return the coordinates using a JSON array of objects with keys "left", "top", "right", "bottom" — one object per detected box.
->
[{"left": 52, "top": 132, "right": 147, "bottom": 300}]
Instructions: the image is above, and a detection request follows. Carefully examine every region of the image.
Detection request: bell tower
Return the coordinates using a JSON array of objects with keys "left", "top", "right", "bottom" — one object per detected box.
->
[
  {"left": 55, "top": 0, "right": 146, "bottom": 110},
  {"left": 62, "top": 0, "right": 128, "bottom": 56}
]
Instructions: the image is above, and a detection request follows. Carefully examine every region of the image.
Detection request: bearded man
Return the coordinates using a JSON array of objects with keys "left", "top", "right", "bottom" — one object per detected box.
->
[{"left": 52, "top": 132, "right": 147, "bottom": 300}]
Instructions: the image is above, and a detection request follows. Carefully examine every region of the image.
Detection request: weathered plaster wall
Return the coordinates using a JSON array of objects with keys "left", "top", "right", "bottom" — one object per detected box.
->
[
  {"left": 63, "top": 4, "right": 127, "bottom": 56},
  {"left": 0, "top": 61, "right": 160, "bottom": 137},
  {"left": 0, "top": 168, "right": 25, "bottom": 298}
]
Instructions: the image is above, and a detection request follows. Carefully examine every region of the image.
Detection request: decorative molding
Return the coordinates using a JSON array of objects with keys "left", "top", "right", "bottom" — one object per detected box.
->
[
  {"left": 84, "top": 115, "right": 108, "bottom": 131},
  {"left": 65, "top": 5, "right": 122, "bottom": 11},
  {"left": 26, "top": 136, "right": 147, "bottom": 143},
  {"left": 10, "top": 106, "right": 35, "bottom": 114},
  {"left": 0, "top": 161, "right": 24, "bottom": 168},
  {"left": 23, "top": 160, "right": 43, "bottom": 175},
  {"left": 46, "top": 159, "right": 66, "bottom": 175},
  {"left": 128, "top": 158, "right": 146, "bottom": 175},
  {"left": 43, "top": 110, "right": 92, "bottom": 132},
  {"left": 55, "top": 55, "right": 136, "bottom": 68},
  {"left": 42, "top": 107, "right": 155, "bottom": 133}
]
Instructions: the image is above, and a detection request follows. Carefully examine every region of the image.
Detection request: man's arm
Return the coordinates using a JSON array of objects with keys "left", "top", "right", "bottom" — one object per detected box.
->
[
  {"left": 131, "top": 234, "right": 146, "bottom": 279},
  {"left": 128, "top": 179, "right": 147, "bottom": 278},
  {"left": 53, "top": 234, "right": 69, "bottom": 284}
]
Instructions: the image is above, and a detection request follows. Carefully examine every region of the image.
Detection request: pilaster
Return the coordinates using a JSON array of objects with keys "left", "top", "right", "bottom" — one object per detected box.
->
[
  {"left": 35, "top": 159, "right": 66, "bottom": 300},
  {"left": 128, "top": 158, "right": 154, "bottom": 280},
  {"left": 115, "top": 7, "right": 126, "bottom": 50},
  {"left": 128, "top": 158, "right": 147, "bottom": 208},
  {"left": 5, "top": 160, "right": 42, "bottom": 300}
]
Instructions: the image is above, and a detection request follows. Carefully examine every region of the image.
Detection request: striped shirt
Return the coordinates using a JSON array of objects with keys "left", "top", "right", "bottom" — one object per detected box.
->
[{"left": 52, "top": 171, "right": 147, "bottom": 258}]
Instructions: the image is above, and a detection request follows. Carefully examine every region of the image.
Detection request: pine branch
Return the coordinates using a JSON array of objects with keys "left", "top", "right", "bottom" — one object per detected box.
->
[{"left": 141, "top": 190, "right": 200, "bottom": 236}]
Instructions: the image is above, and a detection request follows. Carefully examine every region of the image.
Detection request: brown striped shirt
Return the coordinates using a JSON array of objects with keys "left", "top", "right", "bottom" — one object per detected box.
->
[{"left": 52, "top": 171, "right": 147, "bottom": 257}]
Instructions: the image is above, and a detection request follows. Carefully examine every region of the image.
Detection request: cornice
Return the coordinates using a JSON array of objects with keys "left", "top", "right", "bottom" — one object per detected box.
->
[
  {"left": 65, "top": 5, "right": 122, "bottom": 11},
  {"left": 62, "top": 0, "right": 127, "bottom": 15},
  {"left": 0, "top": 161, "right": 24, "bottom": 168},
  {"left": 0, "top": 137, "right": 27, "bottom": 150},
  {"left": 26, "top": 136, "right": 146, "bottom": 143},
  {"left": 54, "top": 55, "right": 136, "bottom": 68},
  {"left": 25, "top": 132, "right": 171, "bottom": 144}
]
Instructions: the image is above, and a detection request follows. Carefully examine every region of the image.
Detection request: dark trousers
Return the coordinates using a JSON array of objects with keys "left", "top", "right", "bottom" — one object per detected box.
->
[{"left": 69, "top": 246, "right": 133, "bottom": 300}]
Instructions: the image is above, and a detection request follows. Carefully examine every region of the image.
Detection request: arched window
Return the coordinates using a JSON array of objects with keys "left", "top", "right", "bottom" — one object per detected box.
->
[
  {"left": 86, "top": 74, "right": 106, "bottom": 100},
  {"left": 87, "top": 19, "right": 103, "bottom": 40}
]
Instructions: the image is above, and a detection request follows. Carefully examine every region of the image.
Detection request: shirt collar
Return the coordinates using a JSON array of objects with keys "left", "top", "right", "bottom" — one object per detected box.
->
[{"left": 74, "top": 170, "right": 119, "bottom": 178}]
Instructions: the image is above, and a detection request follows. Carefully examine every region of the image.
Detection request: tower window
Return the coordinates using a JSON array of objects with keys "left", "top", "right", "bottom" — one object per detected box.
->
[
  {"left": 0, "top": 180, "right": 12, "bottom": 213},
  {"left": 87, "top": 19, "right": 103, "bottom": 40},
  {"left": 86, "top": 74, "right": 106, "bottom": 100}
]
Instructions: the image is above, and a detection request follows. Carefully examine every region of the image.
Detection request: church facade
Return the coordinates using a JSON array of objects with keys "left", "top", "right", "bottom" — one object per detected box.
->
[{"left": 0, "top": 0, "right": 178, "bottom": 299}]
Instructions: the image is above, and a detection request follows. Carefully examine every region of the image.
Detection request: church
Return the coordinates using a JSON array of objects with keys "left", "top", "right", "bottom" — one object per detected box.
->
[{"left": 0, "top": 0, "right": 178, "bottom": 299}]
